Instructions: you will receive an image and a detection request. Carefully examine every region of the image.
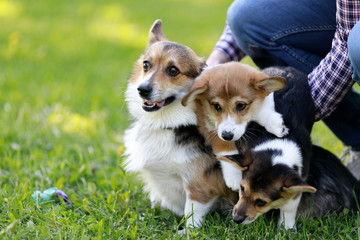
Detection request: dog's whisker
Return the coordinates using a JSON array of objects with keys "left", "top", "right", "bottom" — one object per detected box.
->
[{"left": 205, "top": 131, "right": 218, "bottom": 144}]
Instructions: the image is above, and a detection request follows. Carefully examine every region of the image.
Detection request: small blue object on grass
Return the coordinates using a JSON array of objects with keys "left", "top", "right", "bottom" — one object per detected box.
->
[{"left": 31, "top": 187, "right": 69, "bottom": 204}]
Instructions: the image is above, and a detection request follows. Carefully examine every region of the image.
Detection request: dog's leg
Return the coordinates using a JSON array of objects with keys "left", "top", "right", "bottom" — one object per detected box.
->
[
  {"left": 206, "top": 136, "right": 242, "bottom": 191},
  {"left": 179, "top": 195, "right": 218, "bottom": 234},
  {"left": 278, "top": 194, "right": 302, "bottom": 230},
  {"left": 218, "top": 157, "right": 242, "bottom": 191},
  {"left": 253, "top": 93, "right": 289, "bottom": 137}
]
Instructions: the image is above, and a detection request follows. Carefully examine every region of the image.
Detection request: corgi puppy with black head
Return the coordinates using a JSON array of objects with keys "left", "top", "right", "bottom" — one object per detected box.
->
[
  {"left": 229, "top": 140, "right": 360, "bottom": 230},
  {"left": 182, "top": 62, "right": 288, "bottom": 191},
  {"left": 123, "top": 20, "right": 237, "bottom": 232}
]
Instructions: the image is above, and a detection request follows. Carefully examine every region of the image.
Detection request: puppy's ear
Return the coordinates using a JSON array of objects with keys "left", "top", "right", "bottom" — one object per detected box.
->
[
  {"left": 217, "top": 152, "right": 252, "bottom": 171},
  {"left": 252, "top": 73, "right": 286, "bottom": 94},
  {"left": 148, "top": 19, "right": 167, "bottom": 46},
  {"left": 181, "top": 74, "right": 209, "bottom": 106},
  {"left": 282, "top": 174, "right": 316, "bottom": 194}
]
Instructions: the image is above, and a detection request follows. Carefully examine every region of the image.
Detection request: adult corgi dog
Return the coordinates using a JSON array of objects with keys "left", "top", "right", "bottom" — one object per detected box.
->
[
  {"left": 182, "top": 62, "right": 288, "bottom": 191},
  {"left": 123, "top": 20, "right": 236, "bottom": 231},
  {"left": 222, "top": 66, "right": 322, "bottom": 230}
]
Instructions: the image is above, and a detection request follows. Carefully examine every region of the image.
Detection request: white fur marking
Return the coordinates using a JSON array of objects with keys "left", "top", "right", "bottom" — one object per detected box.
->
[
  {"left": 217, "top": 150, "right": 239, "bottom": 156},
  {"left": 254, "top": 139, "right": 302, "bottom": 174},
  {"left": 184, "top": 196, "right": 218, "bottom": 229},
  {"left": 218, "top": 114, "right": 246, "bottom": 141},
  {"left": 220, "top": 160, "right": 242, "bottom": 191},
  {"left": 253, "top": 93, "right": 289, "bottom": 137},
  {"left": 142, "top": 71, "right": 155, "bottom": 84},
  {"left": 279, "top": 195, "right": 302, "bottom": 230}
]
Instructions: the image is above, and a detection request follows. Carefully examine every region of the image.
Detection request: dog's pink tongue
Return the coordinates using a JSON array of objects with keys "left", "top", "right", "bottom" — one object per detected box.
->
[{"left": 156, "top": 100, "right": 165, "bottom": 108}]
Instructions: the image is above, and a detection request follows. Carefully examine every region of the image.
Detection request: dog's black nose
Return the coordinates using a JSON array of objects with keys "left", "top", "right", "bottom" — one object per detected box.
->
[
  {"left": 233, "top": 215, "right": 246, "bottom": 224},
  {"left": 222, "top": 131, "right": 234, "bottom": 141},
  {"left": 137, "top": 83, "right": 152, "bottom": 98}
]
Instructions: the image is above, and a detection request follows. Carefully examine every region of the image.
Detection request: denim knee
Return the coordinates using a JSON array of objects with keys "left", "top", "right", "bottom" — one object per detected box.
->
[
  {"left": 227, "top": 0, "right": 263, "bottom": 54},
  {"left": 348, "top": 21, "right": 360, "bottom": 85}
]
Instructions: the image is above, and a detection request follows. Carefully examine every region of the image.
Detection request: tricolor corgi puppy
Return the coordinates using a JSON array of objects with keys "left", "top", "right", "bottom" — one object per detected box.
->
[
  {"left": 229, "top": 141, "right": 360, "bottom": 230},
  {"left": 182, "top": 62, "right": 288, "bottom": 191},
  {"left": 123, "top": 20, "right": 237, "bottom": 232},
  {"left": 222, "top": 67, "right": 317, "bottom": 229}
]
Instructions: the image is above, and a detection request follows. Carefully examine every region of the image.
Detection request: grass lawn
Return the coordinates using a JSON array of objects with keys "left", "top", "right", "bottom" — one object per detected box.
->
[{"left": 1, "top": 0, "right": 359, "bottom": 238}]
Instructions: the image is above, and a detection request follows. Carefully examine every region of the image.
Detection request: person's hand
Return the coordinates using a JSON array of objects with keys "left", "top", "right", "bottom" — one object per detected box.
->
[{"left": 206, "top": 49, "right": 230, "bottom": 67}]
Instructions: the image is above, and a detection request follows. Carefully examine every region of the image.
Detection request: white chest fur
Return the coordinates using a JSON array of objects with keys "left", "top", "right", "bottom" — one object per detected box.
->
[{"left": 123, "top": 121, "right": 201, "bottom": 216}]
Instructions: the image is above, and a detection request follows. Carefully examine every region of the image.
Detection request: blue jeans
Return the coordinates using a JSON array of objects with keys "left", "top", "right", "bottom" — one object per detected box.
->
[
  {"left": 227, "top": 0, "right": 360, "bottom": 151},
  {"left": 349, "top": 21, "right": 360, "bottom": 85}
]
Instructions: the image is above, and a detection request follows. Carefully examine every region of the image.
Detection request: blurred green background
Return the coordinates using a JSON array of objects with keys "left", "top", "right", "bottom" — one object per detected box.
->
[
  {"left": 0, "top": 0, "right": 353, "bottom": 238},
  {"left": 0, "top": 0, "right": 344, "bottom": 155}
]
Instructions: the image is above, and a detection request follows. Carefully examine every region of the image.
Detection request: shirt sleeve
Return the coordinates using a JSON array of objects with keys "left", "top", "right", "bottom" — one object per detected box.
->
[
  {"left": 308, "top": 0, "right": 359, "bottom": 121},
  {"left": 213, "top": 24, "right": 246, "bottom": 61}
]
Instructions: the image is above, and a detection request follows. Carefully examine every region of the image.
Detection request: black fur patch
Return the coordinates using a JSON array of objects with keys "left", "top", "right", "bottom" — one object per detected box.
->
[{"left": 173, "top": 125, "right": 211, "bottom": 153}]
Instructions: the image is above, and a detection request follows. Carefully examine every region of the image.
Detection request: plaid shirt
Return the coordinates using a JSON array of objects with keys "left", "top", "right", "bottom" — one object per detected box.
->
[{"left": 215, "top": 0, "right": 360, "bottom": 120}]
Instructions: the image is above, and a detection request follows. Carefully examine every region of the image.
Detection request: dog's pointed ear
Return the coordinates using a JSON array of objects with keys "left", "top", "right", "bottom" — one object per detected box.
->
[
  {"left": 252, "top": 73, "right": 286, "bottom": 94},
  {"left": 282, "top": 174, "right": 316, "bottom": 194},
  {"left": 181, "top": 74, "right": 209, "bottom": 106},
  {"left": 148, "top": 19, "right": 167, "bottom": 46},
  {"left": 217, "top": 152, "right": 252, "bottom": 171}
]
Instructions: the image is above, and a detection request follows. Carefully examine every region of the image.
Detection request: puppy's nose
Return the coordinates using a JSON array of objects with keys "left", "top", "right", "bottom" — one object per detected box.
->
[
  {"left": 222, "top": 131, "right": 234, "bottom": 141},
  {"left": 233, "top": 215, "right": 246, "bottom": 224},
  {"left": 137, "top": 83, "right": 152, "bottom": 98}
]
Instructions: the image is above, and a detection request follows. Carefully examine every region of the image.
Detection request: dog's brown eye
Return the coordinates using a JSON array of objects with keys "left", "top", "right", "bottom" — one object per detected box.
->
[
  {"left": 143, "top": 61, "right": 151, "bottom": 72},
  {"left": 236, "top": 103, "right": 247, "bottom": 112},
  {"left": 240, "top": 185, "right": 245, "bottom": 197},
  {"left": 254, "top": 199, "right": 267, "bottom": 207},
  {"left": 212, "top": 103, "right": 222, "bottom": 112},
  {"left": 167, "top": 66, "right": 180, "bottom": 77}
]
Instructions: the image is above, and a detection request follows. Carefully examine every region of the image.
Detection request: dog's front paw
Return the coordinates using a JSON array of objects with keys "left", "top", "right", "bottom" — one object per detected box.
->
[
  {"left": 279, "top": 223, "right": 297, "bottom": 232},
  {"left": 277, "top": 124, "right": 289, "bottom": 138},
  {"left": 224, "top": 174, "right": 242, "bottom": 191},
  {"left": 177, "top": 228, "right": 187, "bottom": 235},
  {"left": 265, "top": 113, "right": 289, "bottom": 138},
  {"left": 220, "top": 161, "right": 242, "bottom": 191}
]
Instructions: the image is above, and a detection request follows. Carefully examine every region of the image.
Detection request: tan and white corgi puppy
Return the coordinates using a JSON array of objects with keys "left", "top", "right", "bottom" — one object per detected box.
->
[
  {"left": 123, "top": 20, "right": 237, "bottom": 232},
  {"left": 182, "top": 62, "right": 287, "bottom": 191}
]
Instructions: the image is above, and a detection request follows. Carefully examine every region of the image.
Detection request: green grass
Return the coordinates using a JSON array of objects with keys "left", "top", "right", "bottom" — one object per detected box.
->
[{"left": 0, "top": 0, "right": 359, "bottom": 238}]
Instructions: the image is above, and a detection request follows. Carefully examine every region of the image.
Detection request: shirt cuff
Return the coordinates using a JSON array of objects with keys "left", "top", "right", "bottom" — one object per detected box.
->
[{"left": 214, "top": 24, "right": 245, "bottom": 61}]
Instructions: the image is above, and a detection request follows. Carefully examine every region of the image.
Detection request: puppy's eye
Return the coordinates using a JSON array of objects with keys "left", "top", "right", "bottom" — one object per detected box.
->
[
  {"left": 254, "top": 199, "right": 267, "bottom": 207},
  {"left": 240, "top": 185, "right": 245, "bottom": 197},
  {"left": 167, "top": 66, "right": 180, "bottom": 77},
  {"left": 236, "top": 103, "right": 247, "bottom": 112},
  {"left": 212, "top": 103, "right": 222, "bottom": 112},
  {"left": 143, "top": 61, "right": 151, "bottom": 72}
]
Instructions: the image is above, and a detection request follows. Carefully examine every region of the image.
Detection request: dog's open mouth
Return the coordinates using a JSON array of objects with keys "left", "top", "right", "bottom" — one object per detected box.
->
[{"left": 142, "top": 96, "right": 176, "bottom": 112}]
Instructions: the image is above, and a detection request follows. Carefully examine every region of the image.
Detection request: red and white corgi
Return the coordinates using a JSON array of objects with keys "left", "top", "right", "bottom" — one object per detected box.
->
[{"left": 123, "top": 20, "right": 236, "bottom": 232}]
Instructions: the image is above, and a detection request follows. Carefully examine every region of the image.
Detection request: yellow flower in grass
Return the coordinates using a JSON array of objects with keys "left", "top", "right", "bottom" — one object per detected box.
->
[
  {"left": 62, "top": 113, "right": 96, "bottom": 134},
  {"left": 116, "top": 145, "right": 125, "bottom": 156},
  {"left": 47, "top": 105, "right": 97, "bottom": 135}
]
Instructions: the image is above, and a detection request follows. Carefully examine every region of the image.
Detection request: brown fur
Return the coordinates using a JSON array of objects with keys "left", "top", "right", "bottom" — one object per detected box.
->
[
  {"left": 182, "top": 62, "right": 285, "bottom": 155},
  {"left": 187, "top": 154, "right": 236, "bottom": 204}
]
